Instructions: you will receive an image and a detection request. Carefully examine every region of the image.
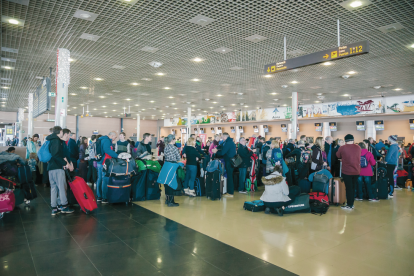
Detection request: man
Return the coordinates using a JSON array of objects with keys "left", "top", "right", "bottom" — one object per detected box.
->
[
  {"left": 237, "top": 137, "right": 255, "bottom": 194},
  {"left": 385, "top": 135, "right": 400, "bottom": 198},
  {"left": 256, "top": 137, "right": 266, "bottom": 185},
  {"left": 42, "top": 128, "right": 53, "bottom": 187},
  {"left": 67, "top": 133, "right": 79, "bottom": 170},
  {"left": 283, "top": 139, "right": 295, "bottom": 158},
  {"left": 136, "top": 133, "right": 153, "bottom": 159},
  {"left": 87, "top": 135, "right": 97, "bottom": 186},
  {"left": 157, "top": 136, "right": 165, "bottom": 156},
  {"left": 97, "top": 131, "right": 118, "bottom": 203},
  {"left": 26, "top": 134, "right": 40, "bottom": 159},
  {"left": 46, "top": 126, "right": 74, "bottom": 215},
  {"left": 324, "top": 136, "right": 335, "bottom": 172},
  {"left": 367, "top": 137, "right": 381, "bottom": 160},
  {"left": 375, "top": 139, "right": 385, "bottom": 151},
  {"left": 296, "top": 135, "right": 306, "bottom": 145},
  {"left": 212, "top": 132, "right": 237, "bottom": 197},
  {"left": 336, "top": 134, "right": 361, "bottom": 210}
]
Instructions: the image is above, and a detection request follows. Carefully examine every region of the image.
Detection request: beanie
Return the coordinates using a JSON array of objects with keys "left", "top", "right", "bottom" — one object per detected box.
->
[
  {"left": 344, "top": 134, "right": 354, "bottom": 142},
  {"left": 388, "top": 135, "right": 398, "bottom": 144}
]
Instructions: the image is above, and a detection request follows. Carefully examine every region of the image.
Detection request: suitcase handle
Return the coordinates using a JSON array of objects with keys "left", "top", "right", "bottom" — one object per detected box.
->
[
  {"left": 84, "top": 193, "right": 88, "bottom": 199},
  {"left": 64, "top": 169, "right": 73, "bottom": 182}
]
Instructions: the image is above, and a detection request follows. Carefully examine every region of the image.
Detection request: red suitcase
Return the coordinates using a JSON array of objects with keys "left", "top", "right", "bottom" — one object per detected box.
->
[{"left": 65, "top": 170, "right": 97, "bottom": 214}]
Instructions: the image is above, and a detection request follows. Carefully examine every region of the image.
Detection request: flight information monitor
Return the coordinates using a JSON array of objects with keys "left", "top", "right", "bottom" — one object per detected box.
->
[
  {"left": 375, "top": 120, "right": 384, "bottom": 130},
  {"left": 281, "top": 124, "right": 287, "bottom": 132},
  {"left": 329, "top": 122, "right": 337, "bottom": 131},
  {"left": 356, "top": 121, "right": 365, "bottom": 131},
  {"left": 410, "top": 119, "right": 414, "bottom": 130},
  {"left": 315, "top": 123, "right": 322, "bottom": 132},
  {"left": 33, "top": 77, "right": 51, "bottom": 118}
]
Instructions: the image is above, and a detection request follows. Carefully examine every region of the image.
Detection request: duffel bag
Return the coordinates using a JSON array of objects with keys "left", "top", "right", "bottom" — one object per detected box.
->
[
  {"left": 284, "top": 194, "right": 311, "bottom": 214},
  {"left": 243, "top": 200, "right": 265, "bottom": 212},
  {"left": 104, "top": 158, "right": 137, "bottom": 177},
  {"left": 0, "top": 190, "right": 15, "bottom": 212},
  {"left": 0, "top": 175, "right": 17, "bottom": 189},
  {"left": 0, "top": 161, "right": 18, "bottom": 176}
]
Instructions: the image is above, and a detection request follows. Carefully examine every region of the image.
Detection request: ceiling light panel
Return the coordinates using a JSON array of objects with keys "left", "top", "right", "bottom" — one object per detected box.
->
[
  {"left": 73, "top": 10, "right": 99, "bottom": 22},
  {"left": 214, "top": 47, "right": 232, "bottom": 54},
  {"left": 79, "top": 33, "right": 101, "bottom": 41},
  {"left": 1, "top": 16, "right": 25, "bottom": 26},
  {"left": 189, "top": 15, "right": 215, "bottom": 26},
  {"left": 339, "top": 0, "right": 373, "bottom": 11},
  {"left": 141, "top": 46, "right": 159, "bottom": 53}
]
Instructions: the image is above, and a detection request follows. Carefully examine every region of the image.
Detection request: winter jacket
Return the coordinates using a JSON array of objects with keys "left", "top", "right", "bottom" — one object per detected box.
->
[
  {"left": 261, "top": 141, "right": 271, "bottom": 164},
  {"left": 115, "top": 140, "right": 131, "bottom": 154},
  {"left": 46, "top": 133, "right": 67, "bottom": 171},
  {"left": 97, "top": 136, "right": 118, "bottom": 165},
  {"left": 26, "top": 140, "right": 40, "bottom": 159},
  {"left": 283, "top": 143, "right": 295, "bottom": 158},
  {"left": 136, "top": 139, "right": 152, "bottom": 159},
  {"left": 184, "top": 146, "right": 202, "bottom": 166},
  {"left": 336, "top": 144, "right": 361, "bottom": 175},
  {"left": 0, "top": 151, "right": 25, "bottom": 165},
  {"left": 67, "top": 138, "right": 79, "bottom": 162},
  {"left": 260, "top": 172, "right": 291, "bottom": 203},
  {"left": 237, "top": 144, "right": 253, "bottom": 168},
  {"left": 216, "top": 137, "right": 236, "bottom": 162},
  {"left": 157, "top": 162, "right": 185, "bottom": 190},
  {"left": 79, "top": 144, "right": 87, "bottom": 161},
  {"left": 285, "top": 148, "right": 302, "bottom": 167},
  {"left": 156, "top": 140, "right": 165, "bottom": 154},
  {"left": 324, "top": 141, "right": 335, "bottom": 167},
  {"left": 360, "top": 148, "right": 376, "bottom": 176},
  {"left": 164, "top": 144, "right": 181, "bottom": 162},
  {"left": 375, "top": 142, "right": 385, "bottom": 151},
  {"left": 311, "top": 145, "right": 324, "bottom": 171},
  {"left": 385, "top": 143, "right": 399, "bottom": 166},
  {"left": 256, "top": 141, "right": 263, "bottom": 160}
]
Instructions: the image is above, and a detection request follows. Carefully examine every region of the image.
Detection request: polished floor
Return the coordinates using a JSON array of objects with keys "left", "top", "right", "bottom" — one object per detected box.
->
[
  {"left": 137, "top": 186, "right": 414, "bottom": 276},
  {"left": 0, "top": 186, "right": 294, "bottom": 276}
]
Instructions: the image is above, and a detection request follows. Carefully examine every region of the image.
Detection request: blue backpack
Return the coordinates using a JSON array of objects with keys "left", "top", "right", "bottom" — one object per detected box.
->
[
  {"left": 271, "top": 148, "right": 283, "bottom": 165},
  {"left": 360, "top": 153, "right": 368, "bottom": 168},
  {"left": 206, "top": 160, "right": 221, "bottom": 173},
  {"left": 37, "top": 140, "right": 52, "bottom": 163}
]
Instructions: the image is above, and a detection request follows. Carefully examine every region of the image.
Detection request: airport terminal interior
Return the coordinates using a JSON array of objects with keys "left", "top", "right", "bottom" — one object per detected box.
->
[{"left": 1, "top": 0, "right": 414, "bottom": 275}]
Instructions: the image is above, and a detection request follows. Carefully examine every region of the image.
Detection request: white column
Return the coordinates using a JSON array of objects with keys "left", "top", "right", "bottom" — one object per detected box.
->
[
  {"left": 322, "top": 122, "right": 331, "bottom": 138},
  {"left": 287, "top": 124, "right": 292, "bottom": 140},
  {"left": 259, "top": 125, "right": 265, "bottom": 138},
  {"left": 236, "top": 126, "right": 241, "bottom": 142},
  {"left": 136, "top": 114, "right": 141, "bottom": 141},
  {"left": 188, "top": 107, "right": 192, "bottom": 136},
  {"left": 54, "top": 48, "right": 70, "bottom": 128},
  {"left": 28, "top": 93, "right": 34, "bottom": 137},
  {"left": 18, "top": 108, "right": 24, "bottom": 146},
  {"left": 365, "top": 120, "right": 376, "bottom": 140},
  {"left": 291, "top": 92, "right": 298, "bottom": 140}
]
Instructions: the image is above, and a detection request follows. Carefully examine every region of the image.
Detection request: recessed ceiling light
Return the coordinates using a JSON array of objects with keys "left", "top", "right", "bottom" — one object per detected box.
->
[
  {"left": 314, "top": 101, "right": 320, "bottom": 103},
  {"left": 317, "top": 93, "right": 323, "bottom": 96},
  {"left": 192, "top": 58, "right": 203, "bottom": 62},
  {"left": 348, "top": 71, "right": 356, "bottom": 74},
  {"left": 216, "top": 94, "right": 223, "bottom": 97},
  {"left": 205, "top": 99, "right": 210, "bottom": 101},
  {"left": 1, "top": 86, "right": 10, "bottom": 89},
  {"left": 168, "top": 96, "right": 174, "bottom": 99},
  {"left": 350, "top": 1, "right": 362, "bottom": 7},
  {"left": 2, "top": 66, "right": 13, "bottom": 70},
  {"left": 8, "top": 19, "right": 19, "bottom": 25},
  {"left": 68, "top": 58, "right": 75, "bottom": 62},
  {"left": 192, "top": 79, "right": 200, "bottom": 82},
  {"left": 131, "top": 83, "right": 139, "bottom": 85},
  {"left": 281, "top": 85, "right": 288, "bottom": 88},
  {"left": 264, "top": 75, "right": 272, "bottom": 78},
  {"left": 394, "top": 88, "right": 402, "bottom": 91},
  {"left": 283, "top": 104, "right": 287, "bottom": 106},
  {"left": 99, "top": 96, "right": 105, "bottom": 98},
  {"left": 270, "top": 93, "right": 277, "bottom": 95},
  {"left": 149, "top": 101, "right": 155, "bottom": 103},
  {"left": 80, "top": 87, "right": 88, "bottom": 89},
  {"left": 93, "top": 108, "right": 97, "bottom": 110},
  {"left": 126, "top": 99, "right": 131, "bottom": 101},
  {"left": 141, "top": 78, "right": 152, "bottom": 81},
  {"left": 291, "top": 81, "right": 298, "bottom": 84},
  {"left": 102, "top": 106, "right": 106, "bottom": 108},
  {"left": 94, "top": 78, "right": 103, "bottom": 81},
  {"left": 273, "top": 99, "right": 279, "bottom": 101},
  {"left": 342, "top": 94, "right": 350, "bottom": 96},
  {"left": 164, "top": 87, "right": 171, "bottom": 90},
  {"left": 70, "top": 93, "right": 77, "bottom": 95},
  {"left": 323, "top": 62, "right": 332, "bottom": 66},
  {"left": 410, "top": 44, "right": 414, "bottom": 48}
]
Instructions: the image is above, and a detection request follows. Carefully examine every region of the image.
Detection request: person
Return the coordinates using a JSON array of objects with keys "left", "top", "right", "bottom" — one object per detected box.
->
[
  {"left": 324, "top": 136, "right": 335, "bottom": 172},
  {"left": 86, "top": 135, "right": 97, "bottom": 186},
  {"left": 42, "top": 128, "right": 53, "bottom": 187},
  {"left": 332, "top": 139, "right": 344, "bottom": 176},
  {"left": 96, "top": 131, "right": 118, "bottom": 203},
  {"left": 336, "top": 134, "right": 361, "bottom": 210},
  {"left": 175, "top": 137, "right": 182, "bottom": 149},
  {"left": 375, "top": 139, "right": 385, "bottom": 151},
  {"left": 115, "top": 132, "right": 130, "bottom": 154},
  {"left": 237, "top": 137, "right": 255, "bottom": 194},
  {"left": 78, "top": 137, "right": 89, "bottom": 182},
  {"left": 310, "top": 137, "right": 325, "bottom": 174},
  {"left": 0, "top": 147, "right": 26, "bottom": 165},
  {"left": 260, "top": 165, "right": 301, "bottom": 216},
  {"left": 46, "top": 126, "right": 74, "bottom": 215},
  {"left": 136, "top": 133, "right": 153, "bottom": 159},
  {"left": 385, "top": 135, "right": 400, "bottom": 198},
  {"left": 209, "top": 134, "right": 220, "bottom": 157},
  {"left": 286, "top": 140, "right": 309, "bottom": 180},
  {"left": 28, "top": 152, "right": 38, "bottom": 184},
  {"left": 357, "top": 142, "right": 378, "bottom": 202},
  {"left": 283, "top": 139, "right": 295, "bottom": 158},
  {"left": 6, "top": 137, "right": 11, "bottom": 146},
  {"left": 366, "top": 137, "right": 381, "bottom": 160},
  {"left": 203, "top": 140, "right": 211, "bottom": 154},
  {"left": 296, "top": 135, "right": 306, "bottom": 145},
  {"left": 156, "top": 136, "right": 165, "bottom": 156},
  {"left": 212, "top": 132, "right": 236, "bottom": 197},
  {"left": 183, "top": 138, "right": 202, "bottom": 197},
  {"left": 183, "top": 135, "right": 204, "bottom": 156},
  {"left": 162, "top": 134, "right": 181, "bottom": 206},
  {"left": 22, "top": 137, "right": 27, "bottom": 147},
  {"left": 67, "top": 133, "right": 79, "bottom": 170},
  {"left": 26, "top": 134, "right": 40, "bottom": 159}
]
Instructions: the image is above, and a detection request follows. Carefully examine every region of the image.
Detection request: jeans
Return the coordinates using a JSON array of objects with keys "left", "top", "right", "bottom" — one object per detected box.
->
[
  {"left": 97, "top": 164, "right": 109, "bottom": 199},
  {"left": 49, "top": 169, "right": 67, "bottom": 208},
  {"left": 183, "top": 165, "right": 197, "bottom": 190},
  {"left": 342, "top": 174, "right": 359, "bottom": 207},
  {"left": 239, "top": 167, "right": 247, "bottom": 191},
  {"left": 357, "top": 176, "right": 374, "bottom": 199},
  {"left": 386, "top": 164, "right": 396, "bottom": 195},
  {"left": 225, "top": 161, "right": 234, "bottom": 195}
]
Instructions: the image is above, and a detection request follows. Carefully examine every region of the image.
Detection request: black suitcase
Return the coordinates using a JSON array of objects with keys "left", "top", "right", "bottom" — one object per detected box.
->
[
  {"left": 0, "top": 161, "right": 18, "bottom": 176},
  {"left": 376, "top": 167, "right": 388, "bottom": 199},
  {"left": 18, "top": 165, "right": 33, "bottom": 184},
  {"left": 108, "top": 175, "right": 131, "bottom": 204},
  {"left": 21, "top": 181, "right": 37, "bottom": 200},
  {"left": 205, "top": 170, "right": 221, "bottom": 200},
  {"left": 146, "top": 170, "right": 161, "bottom": 200},
  {"left": 233, "top": 169, "right": 239, "bottom": 191},
  {"left": 131, "top": 171, "right": 146, "bottom": 201}
]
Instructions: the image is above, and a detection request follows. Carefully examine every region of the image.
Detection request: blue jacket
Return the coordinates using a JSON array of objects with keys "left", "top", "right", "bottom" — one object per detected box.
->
[
  {"left": 98, "top": 136, "right": 118, "bottom": 164},
  {"left": 309, "top": 169, "right": 333, "bottom": 182},
  {"left": 67, "top": 138, "right": 79, "bottom": 161},
  {"left": 375, "top": 142, "right": 385, "bottom": 151},
  {"left": 385, "top": 143, "right": 399, "bottom": 165},
  {"left": 217, "top": 137, "right": 236, "bottom": 162},
  {"left": 157, "top": 162, "right": 184, "bottom": 190}
]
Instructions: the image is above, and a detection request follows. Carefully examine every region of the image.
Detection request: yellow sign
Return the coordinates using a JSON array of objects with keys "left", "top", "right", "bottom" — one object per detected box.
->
[
  {"left": 323, "top": 54, "right": 329, "bottom": 59},
  {"left": 267, "top": 67, "right": 270, "bottom": 72},
  {"left": 331, "top": 51, "right": 337, "bottom": 58},
  {"left": 6, "top": 129, "right": 13, "bottom": 135},
  {"left": 271, "top": 66, "right": 276, "bottom": 72}
]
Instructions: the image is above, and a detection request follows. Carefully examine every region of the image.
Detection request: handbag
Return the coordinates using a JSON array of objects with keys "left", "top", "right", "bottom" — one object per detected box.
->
[{"left": 230, "top": 154, "right": 242, "bottom": 167}]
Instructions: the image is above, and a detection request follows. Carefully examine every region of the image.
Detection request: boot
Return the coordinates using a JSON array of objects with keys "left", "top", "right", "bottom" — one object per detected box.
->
[
  {"left": 275, "top": 207, "right": 284, "bottom": 217},
  {"left": 188, "top": 189, "right": 196, "bottom": 197},
  {"left": 167, "top": 195, "right": 179, "bottom": 207}
]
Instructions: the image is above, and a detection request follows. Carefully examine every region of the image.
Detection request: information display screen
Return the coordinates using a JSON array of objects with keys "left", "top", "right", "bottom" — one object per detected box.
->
[
  {"left": 238, "top": 126, "right": 243, "bottom": 133},
  {"left": 315, "top": 123, "right": 322, "bottom": 132},
  {"left": 211, "top": 127, "right": 215, "bottom": 134},
  {"left": 410, "top": 119, "right": 414, "bottom": 130},
  {"left": 263, "top": 125, "right": 269, "bottom": 133},
  {"left": 181, "top": 128, "right": 187, "bottom": 134},
  {"left": 253, "top": 125, "right": 258, "bottom": 133},
  {"left": 329, "top": 122, "right": 337, "bottom": 131},
  {"left": 231, "top": 127, "right": 235, "bottom": 133},
  {"left": 356, "top": 121, "right": 365, "bottom": 131},
  {"left": 33, "top": 77, "right": 51, "bottom": 118},
  {"left": 281, "top": 124, "right": 287, "bottom": 132},
  {"left": 375, "top": 120, "right": 384, "bottom": 130}
]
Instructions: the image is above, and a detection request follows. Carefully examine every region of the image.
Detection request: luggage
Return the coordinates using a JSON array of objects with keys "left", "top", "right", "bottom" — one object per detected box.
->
[
  {"left": 13, "top": 188, "right": 25, "bottom": 206},
  {"left": 309, "top": 192, "right": 329, "bottom": 205},
  {"left": 205, "top": 170, "right": 221, "bottom": 200},
  {"left": 376, "top": 167, "right": 388, "bottom": 199},
  {"left": 131, "top": 171, "right": 147, "bottom": 201},
  {"left": 298, "top": 179, "right": 311, "bottom": 193},
  {"left": 18, "top": 165, "right": 32, "bottom": 184},
  {"left": 107, "top": 175, "right": 131, "bottom": 204},
  {"left": 104, "top": 158, "right": 137, "bottom": 177},
  {"left": 65, "top": 170, "right": 97, "bottom": 213},
  {"left": 21, "top": 181, "right": 37, "bottom": 200},
  {"left": 0, "top": 175, "right": 17, "bottom": 189},
  {"left": 146, "top": 170, "right": 161, "bottom": 200},
  {"left": 37, "top": 140, "right": 52, "bottom": 163},
  {"left": 0, "top": 161, "right": 18, "bottom": 176},
  {"left": 194, "top": 177, "right": 205, "bottom": 196},
  {"left": 233, "top": 169, "right": 239, "bottom": 191},
  {"left": 206, "top": 159, "right": 221, "bottom": 173},
  {"left": 0, "top": 190, "right": 15, "bottom": 212},
  {"left": 135, "top": 160, "right": 147, "bottom": 173},
  {"left": 284, "top": 194, "right": 311, "bottom": 214},
  {"left": 145, "top": 160, "right": 161, "bottom": 173},
  {"left": 329, "top": 178, "right": 346, "bottom": 205},
  {"left": 312, "top": 173, "right": 329, "bottom": 194},
  {"left": 243, "top": 200, "right": 265, "bottom": 212}
]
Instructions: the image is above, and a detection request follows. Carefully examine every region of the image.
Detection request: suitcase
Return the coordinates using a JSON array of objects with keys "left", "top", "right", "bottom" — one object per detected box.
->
[
  {"left": 65, "top": 170, "right": 97, "bottom": 213},
  {"left": 131, "top": 171, "right": 146, "bottom": 201},
  {"left": 0, "top": 190, "right": 15, "bottom": 212},
  {"left": 21, "top": 181, "right": 37, "bottom": 200},
  {"left": 18, "top": 165, "right": 32, "bottom": 184},
  {"left": 222, "top": 176, "right": 227, "bottom": 194},
  {"left": 108, "top": 175, "right": 131, "bottom": 204},
  {"left": 233, "top": 169, "right": 239, "bottom": 191},
  {"left": 376, "top": 167, "right": 388, "bottom": 199},
  {"left": 243, "top": 200, "right": 265, "bottom": 212},
  {"left": 194, "top": 177, "right": 205, "bottom": 196},
  {"left": 146, "top": 170, "right": 161, "bottom": 200},
  {"left": 0, "top": 175, "right": 17, "bottom": 189},
  {"left": 14, "top": 188, "right": 25, "bottom": 206},
  {"left": 205, "top": 170, "right": 221, "bottom": 200},
  {"left": 312, "top": 173, "right": 329, "bottom": 194},
  {"left": 284, "top": 194, "right": 311, "bottom": 214},
  {"left": 104, "top": 158, "right": 137, "bottom": 177},
  {"left": 0, "top": 161, "right": 18, "bottom": 176},
  {"left": 298, "top": 179, "right": 311, "bottom": 193},
  {"left": 328, "top": 163, "right": 346, "bottom": 205}
]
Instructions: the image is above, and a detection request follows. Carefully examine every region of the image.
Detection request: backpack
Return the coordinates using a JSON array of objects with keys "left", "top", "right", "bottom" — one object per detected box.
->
[
  {"left": 360, "top": 153, "right": 368, "bottom": 168},
  {"left": 37, "top": 140, "right": 52, "bottom": 163},
  {"left": 300, "top": 149, "right": 310, "bottom": 164},
  {"left": 87, "top": 142, "right": 96, "bottom": 160},
  {"left": 206, "top": 160, "right": 221, "bottom": 173},
  {"left": 95, "top": 139, "right": 103, "bottom": 162},
  {"left": 309, "top": 192, "right": 329, "bottom": 215},
  {"left": 271, "top": 148, "right": 283, "bottom": 165},
  {"left": 262, "top": 144, "right": 270, "bottom": 164}
]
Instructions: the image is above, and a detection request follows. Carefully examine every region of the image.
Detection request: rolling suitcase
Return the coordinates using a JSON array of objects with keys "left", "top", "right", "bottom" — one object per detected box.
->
[
  {"left": 107, "top": 175, "right": 131, "bottom": 204},
  {"left": 146, "top": 170, "right": 161, "bottom": 200},
  {"left": 17, "top": 165, "right": 37, "bottom": 200},
  {"left": 65, "top": 170, "right": 97, "bottom": 213},
  {"left": 243, "top": 200, "right": 265, "bottom": 212},
  {"left": 298, "top": 179, "right": 311, "bottom": 193},
  {"left": 376, "top": 167, "right": 388, "bottom": 199},
  {"left": 329, "top": 162, "right": 346, "bottom": 206},
  {"left": 0, "top": 190, "right": 15, "bottom": 212},
  {"left": 205, "top": 170, "right": 221, "bottom": 200},
  {"left": 131, "top": 171, "right": 146, "bottom": 201},
  {"left": 18, "top": 165, "right": 32, "bottom": 184}
]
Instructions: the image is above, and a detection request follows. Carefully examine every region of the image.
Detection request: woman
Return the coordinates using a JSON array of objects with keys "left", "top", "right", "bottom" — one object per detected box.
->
[
  {"left": 203, "top": 140, "right": 211, "bottom": 155},
  {"left": 237, "top": 137, "right": 254, "bottom": 194},
  {"left": 332, "top": 139, "right": 344, "bottom": 176},
  {"left": 261, "top": 165, "right": 301, "bottom": 216},
  {"left": 357, "top": 142, "right": 377, "bottom": 201},
  {"left": 310, "top": 137, "right": 325, "bottom": 174},
  {"left": 78, "top": 137, "right": 89, "bottom": 182},
  {"left": 209, "top": 134, "right": 220, "bottom": 157},
  {"left": 162, "top": 134, "right": 181, "bottom": 207},
  {"left": 183, "top": 138, "right": 202, "bottom": 197},
  {"left": 87, "top": 135, "right": 98, "bottom": 186}
]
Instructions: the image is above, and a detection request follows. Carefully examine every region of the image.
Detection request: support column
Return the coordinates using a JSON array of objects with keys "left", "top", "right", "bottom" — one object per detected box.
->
[
  {"left": 136, "top": 114, "right": 140, "bottom": 141},
  {"left": 188, "top": 107, "right": 192, "bottom": 136},
  {"left": 28, "top": 93, "right": 33, "bottom": 137},
  {"left": 259, "top": 125, "right": 265, "bottom": 138},
  {"left": 287, "top": 124, "right": 292, "bottom": 140},
  {"left": 322, "top": 122, "right": 331, "bottom": 138},
  {"left": 54, "top": 48, "right": 70, "bottom": 128},
  {"left": 76, "top": 116, "right": 79, "bottom": 141},
  {"left": 18, "top": 108, "right": 24, "bottom": 146},
  {"left": 120, "top": 118, "right": 124, "bottom": 133},
  {"left": 291, "top": 92, "right": 298, "bottom": 140},
  {"left": 365, "top": 120, "right": 376, "bottom": 140},
  {"left": 236, "top": 126, "right": 241, "bottom": 142}
]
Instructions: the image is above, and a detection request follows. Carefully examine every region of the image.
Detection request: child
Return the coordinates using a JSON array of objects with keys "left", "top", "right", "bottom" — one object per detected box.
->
[
  {"left": 115, "top": 132, "right": 130, "bottom": 154},
  {"left": 183, "top": 138, "right": 201, "bottom": 197},
  {"left": 28, "top": 152, "right": 38, "bottom": 184}
]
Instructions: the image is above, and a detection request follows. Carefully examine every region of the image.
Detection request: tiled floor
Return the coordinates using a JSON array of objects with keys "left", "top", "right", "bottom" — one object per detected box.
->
[
  {"left": 137, "top": 187, "right": 414, "bottom": 276},
  {"left": 0, "top": 186, "right": 294, "bottom": 276}
]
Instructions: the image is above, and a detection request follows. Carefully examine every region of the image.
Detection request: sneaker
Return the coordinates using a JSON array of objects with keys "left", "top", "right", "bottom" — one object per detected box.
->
[
  {"left": 223, "top": 193, "right": 234, "bottom": 198},
  {"left": 57, "top": 205, "right": 64, "bottom": 210},
  {"left": 60, "top": 206, "right": 74, "bottom": 214},
  {"left": 355, "top": 198, "right": 363, "bottom": 201},
  {"left": 238, "top": 190, "right": 247, "bottom": 194},
  {"left": 369, "top": 198, "right": 379, "bottom": 202},
  {"left": 187, "top": 190, "right": 196, "bottom": 197},
  {"left": 102, "top": 199, "right": 109, "bottom": 204},
  {"left": 184, "top": 188, "right": 190, "bottom": 195},
  {"left": 388, "top": 194, "right": 394, "bottom": 199},
  {"left": 265, "top": 207, "right": 270, "bottom": 214},
  {"left": 341, "top": 205, "right": 353, "bottom": 210},
  {"left": 24, "top": 200, "right": 30, "bottom": 205},
  {"left": 96, "top": 198, "right": 102, "bottom": 202},
  {"left": 51, "top": 208, "right": 60, "bottom": 216},
  {"left": 394, "top": 186, "right": 403, "bottom": 190},
  {"left": 275, "top": 207, "right": 284, "bottom": 216}
]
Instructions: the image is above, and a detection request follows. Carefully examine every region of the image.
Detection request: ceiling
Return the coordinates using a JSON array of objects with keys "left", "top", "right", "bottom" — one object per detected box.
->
[{"left": 1, "top": 0, "right": 414, "bottom": 120}]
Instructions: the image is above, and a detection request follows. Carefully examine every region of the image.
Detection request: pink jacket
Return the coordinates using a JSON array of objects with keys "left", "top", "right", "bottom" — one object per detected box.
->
[{"left": 360, "top": 148, "right": 376, "bottom": 176}]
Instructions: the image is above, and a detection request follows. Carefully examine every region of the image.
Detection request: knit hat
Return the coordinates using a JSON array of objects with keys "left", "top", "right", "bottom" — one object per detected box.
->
[
  {"left": 344, "top": 134, "right": 354, "bottom": 142},
  {"left": 388, "top": 135, "right": 398, "bottom": 143}
]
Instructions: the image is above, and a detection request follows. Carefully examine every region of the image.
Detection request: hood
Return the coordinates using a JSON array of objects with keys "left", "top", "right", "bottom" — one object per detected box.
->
[
  {"left": 265, "top": 141, "right": 271, "bottom": 145},
  {"left": 99, "top": 136, "right": 110, "bottom": 142},
  {"left": 361, "top": 148, "right": 369, "bottom": 155},
  {"left": 262, "top": 173, "right": 285, "bottom": 185},
  {"left": 46, "top": 133, "right": 61, "bottom": 141}
]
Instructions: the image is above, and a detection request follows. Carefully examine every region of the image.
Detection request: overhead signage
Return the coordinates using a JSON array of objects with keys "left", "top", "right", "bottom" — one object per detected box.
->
[
  {"left": 356, "top": 121, "right": 365, "bottom": 131},
  {"left": 264, "top": 40, "right": 369, "bottom": 74},
  {"left": 124, "top": 113, "right": 131, "bottom": 117},
  {"left": 48, "top": 92, "right": 56, "bottom": 97},
  {"left": 375, "top": 120, "right": 384, "bottom": 130},
  {"left": 181, "top": 128, "right": 187, "bottom": 134},
  {"left": 263, "top": 125, "right": 269, "bottom": 133},
  {"left": 211, "top": 127, "right": 215, "bottom": 134},
  {"left": 329, "top": 122, "right": 337, "bottom": 131},
  {"left": 281, "top": 124, "right": 287, "bottom": 132},
  {"left": 253, "top": 125, "right": 259, "bottom": 133},
  {"left": 238, "top": 126, "right": 243, "bottom": 133},
  {"left": 217, "top": 127, "right": 222, "bottom": 134},
  {"left": 199, "top": 128, "right": 204, "bottom": 134},
  {"left": 93, "top": 130, "right": 99, "bottom": 134},
  {"left": 410, "top": 119, "right": 414, "bottom": 130},
  {"left": 315, "top": 123, "right": 322, "bottom": 132},
  {"left": 230, "top": 126, "right": 235, "bottom": 133},
  {"left": 171, "top": 129, "right": 176, "bottom": 135}
]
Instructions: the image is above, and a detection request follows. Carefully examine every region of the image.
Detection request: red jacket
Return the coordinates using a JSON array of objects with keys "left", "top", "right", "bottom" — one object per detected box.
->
[{"left": 336, "top": 144, "right": 361, "bottom": 176}]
